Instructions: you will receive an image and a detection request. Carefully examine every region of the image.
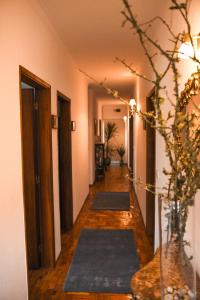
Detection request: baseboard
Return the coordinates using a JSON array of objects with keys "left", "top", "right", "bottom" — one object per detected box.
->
[
  {"left": 89, "top": 180, "right": 95, "bottom": 187},
  {"left": 72, "top": 193, "right": 90, "bottom": 228},
  {"left": 132, "top": 187, "right": 146, "bottom": 230},
  {"left": 131, "top": 187, "right": 153, "bottom": 251},
  {"left": 55, "top": 250, "right": 62, "bottom": 266},
  {"left": 55, "top": 192, "right": 90, "bottom": 265}
]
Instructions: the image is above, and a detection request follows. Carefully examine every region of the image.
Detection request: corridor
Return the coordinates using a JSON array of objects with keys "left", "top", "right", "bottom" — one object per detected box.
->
[{"left": 29, "top": 166, "right": 153, "bottom": 300}]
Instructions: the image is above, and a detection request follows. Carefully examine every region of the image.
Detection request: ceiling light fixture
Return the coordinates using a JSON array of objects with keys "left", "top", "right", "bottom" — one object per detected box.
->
[
  {"left": 178, "top": 33, "right": 200, "bottom": 60},
  {"left": 123, "top": 115, "right": 128, "bottom": 122},
  {"left": 129, "top": 98, "right": 137, "bottom": 115}
]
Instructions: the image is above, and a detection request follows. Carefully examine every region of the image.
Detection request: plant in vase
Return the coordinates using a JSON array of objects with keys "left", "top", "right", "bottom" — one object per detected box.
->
[
  {"left": 119, "top": 1, "right": 200, "bottom": 298},
  {"left": 116, "top": 145, "right": 126, "bottom": 167},
  {"left": 81, "top": 0, "right": 200, "bottom": 297},
  {"left": 104, "top": 122, "right": 118, "bottom": 166}
]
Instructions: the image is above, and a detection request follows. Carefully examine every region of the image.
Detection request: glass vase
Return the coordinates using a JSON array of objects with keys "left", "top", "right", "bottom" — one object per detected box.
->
[{"left": 159, "top": 197, "right": 196, "bottom": 299}]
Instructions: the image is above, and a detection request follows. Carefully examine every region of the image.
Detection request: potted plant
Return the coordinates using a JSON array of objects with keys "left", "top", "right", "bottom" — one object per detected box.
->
[
  {"left": 116, "top": 145, "right": 126, "bottom": 167},
  {"left": 118, "top": 1, "right": 200, "bottom": 298},
  {"left": 104, "top": 122, "right": 118, "bottom": 166}
]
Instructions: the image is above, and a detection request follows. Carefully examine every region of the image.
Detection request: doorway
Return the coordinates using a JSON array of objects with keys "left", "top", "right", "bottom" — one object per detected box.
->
[
  {"left": 57, "top": 92, "right": 73, "bottom": 233},
  {"left": 146, "top": 89, "right": 156, "bottom": 247},
  {"left": 20, "top": 66, "right": 55, "bottom": 276}
]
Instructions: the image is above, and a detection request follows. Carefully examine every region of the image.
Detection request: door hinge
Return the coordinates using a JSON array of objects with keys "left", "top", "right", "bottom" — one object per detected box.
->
[{"left": 35, "top": 175, "right": 40, "bottom": 185}]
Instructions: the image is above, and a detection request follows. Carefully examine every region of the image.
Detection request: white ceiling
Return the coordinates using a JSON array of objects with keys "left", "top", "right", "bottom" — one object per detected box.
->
[{"left": 37, "top": 0, "right": 165, "bottom": 91}]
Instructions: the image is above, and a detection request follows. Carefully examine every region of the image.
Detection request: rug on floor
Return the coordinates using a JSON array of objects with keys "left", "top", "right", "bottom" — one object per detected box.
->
[
  {"left": 91, "top": 191, "right": 130, "bottom": 211},
  {"left": 63, "top": 229, "right": 140, "bottom": 293}
]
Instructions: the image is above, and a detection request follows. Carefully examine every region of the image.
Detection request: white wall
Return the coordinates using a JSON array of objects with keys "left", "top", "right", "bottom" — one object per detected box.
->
[{"left": 0, "top": 1, "right": 89, "bottom": 299}]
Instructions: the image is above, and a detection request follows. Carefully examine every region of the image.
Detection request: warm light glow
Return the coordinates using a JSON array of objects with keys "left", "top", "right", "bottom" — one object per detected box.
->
[
  {"left": 178, "top": 33, "right": 200, "bottom": 60},
  {"left": 123, "top": 115, "right": 128, "bottom": 122},
  {"left": 137, "top": 102, "right": 141, "bottom": 112},
  {"left": 178, "top": 42, "right": 195, "bottom": 59},
  {"left": 129, "top": 98, "right": 136, "bottom": 108},
  {"left": 121, "top": 70, "right": 135, "bottom": 77}
]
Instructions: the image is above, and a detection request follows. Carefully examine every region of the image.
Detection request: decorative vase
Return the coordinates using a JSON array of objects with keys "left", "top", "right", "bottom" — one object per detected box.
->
[
  {"left": 159, "top": 197, "right": 196, "bottom": 299},
  {"left": 105, "top": 156, "right": 111, "bottom": 167},
  {"left": 120, "top": 158, "right": 124, "bottom": 167}
]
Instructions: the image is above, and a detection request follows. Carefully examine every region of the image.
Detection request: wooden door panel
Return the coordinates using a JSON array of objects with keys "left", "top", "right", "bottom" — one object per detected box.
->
[
  {"left": 36, "top": 88, "right": 55, "bottom": 267},
  {"left": 146, "top": 93, "right": 156, "bottom": 247},
  {"left": 129, "top": 116, "right": 134, "bottom": 173},
  {"left": 58, "top": 101, "right": 67, "bottom": 229},
  {"left": 21, "top": 89, "right": 40, "bottom": 269},
  {"left": 58, "top": 98, "right": 73, "bottom": 231}
]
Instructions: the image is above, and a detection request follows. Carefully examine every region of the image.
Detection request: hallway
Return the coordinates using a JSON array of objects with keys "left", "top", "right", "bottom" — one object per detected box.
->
[{"left": 29, "top": 166, "right": 153, "bottom": 300}]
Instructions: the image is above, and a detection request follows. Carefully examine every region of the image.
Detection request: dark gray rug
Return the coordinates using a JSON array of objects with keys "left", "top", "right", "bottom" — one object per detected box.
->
[
  {"left": 63, "top": 229, "right": 139, "bottom": 293},
  {"left": 92, "top": 192, "right": 130, "bottom": 211}
]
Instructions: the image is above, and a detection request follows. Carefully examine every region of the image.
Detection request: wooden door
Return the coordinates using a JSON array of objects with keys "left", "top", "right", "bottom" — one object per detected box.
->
[
  {"left": 21, "top": 89, "right": 40, "bottom": 269},
  {"left": 129, "top": 115, "right": 134, "bottom": 175},
  {"left": 36, "top": 88, "right": 55, "bottom": 267},
  {"left": 146, "top": 90, "right": 156, "bottom": 247},
  {"left": 20, "top": 66, "right": 55, "bottom": 273},
  {"left": 58, "top": 93, "right": 73, "bottom": 232}
]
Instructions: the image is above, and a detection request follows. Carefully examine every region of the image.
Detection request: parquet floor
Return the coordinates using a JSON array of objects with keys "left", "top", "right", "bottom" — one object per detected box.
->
[{"left": 29, "top": 166, "right": 153, "bottom": 300}]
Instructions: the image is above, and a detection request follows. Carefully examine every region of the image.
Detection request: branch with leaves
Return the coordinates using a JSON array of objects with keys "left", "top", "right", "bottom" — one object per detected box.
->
[{"left": 120, "top": 0, "right": 200, "bottom": 243}]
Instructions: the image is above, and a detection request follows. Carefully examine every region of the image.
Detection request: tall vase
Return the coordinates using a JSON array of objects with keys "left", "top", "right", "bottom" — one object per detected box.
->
[{"left": 159, "top": 197, "right": 196, "bottom": 299}]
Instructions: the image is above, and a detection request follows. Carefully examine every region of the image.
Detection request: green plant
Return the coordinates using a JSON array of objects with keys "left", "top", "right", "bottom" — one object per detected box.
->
[
  {"left": 104, "top": 122, "right": 118, "bottom": 165},
  {"left": 104, "top": 122, "right": 118, "bottom": 142},
  {"left": 116, "top": 145, "right": 126, "bottom": 167}
]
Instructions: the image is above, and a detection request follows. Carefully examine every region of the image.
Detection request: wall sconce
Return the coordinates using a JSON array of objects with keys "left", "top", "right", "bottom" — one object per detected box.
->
[
  {"left": 71, "top": 121, "right": 76, "bottom": 131},
  {"left": 129, "top": 98, "right": 137, "bottom": 115},
  {"left": 51, "top": 115, "right": 58, "bottom": 129},
  {"left": 178, "top": 33, "right": 200, "bottom": 60}
]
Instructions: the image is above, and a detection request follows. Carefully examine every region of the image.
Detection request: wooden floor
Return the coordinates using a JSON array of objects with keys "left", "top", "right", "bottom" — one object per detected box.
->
[{"left": 29, "top": 166, "right": 153, "bottom": 300}]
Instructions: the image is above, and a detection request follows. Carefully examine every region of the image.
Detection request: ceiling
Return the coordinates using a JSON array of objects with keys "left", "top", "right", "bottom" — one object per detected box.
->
[{"left": 37, "top": 0, "right": 165, "bottom": 92}]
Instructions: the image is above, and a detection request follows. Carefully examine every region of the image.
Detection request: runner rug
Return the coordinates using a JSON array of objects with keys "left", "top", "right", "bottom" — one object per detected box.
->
[
  {"left": 63, "top": 229, "right": 140, "bottom": 293},
  {"left": 92, "top": 192, "right": 130, "bottom": 211}
]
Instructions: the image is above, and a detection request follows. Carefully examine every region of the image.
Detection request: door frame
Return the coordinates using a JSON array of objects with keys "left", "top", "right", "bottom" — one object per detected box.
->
[
  {"left": 57, "top": 91, "right": 73, "bottom": 233},
  {"left": 19, "top": 66, "right": 55, "bottom": 272},
  {"left": 146, "top": 87, "right": 156, "bottom": 247}
]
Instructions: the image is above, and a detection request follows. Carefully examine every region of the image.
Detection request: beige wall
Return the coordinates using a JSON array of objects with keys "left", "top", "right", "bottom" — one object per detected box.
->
[
  {"left": 102, "top": 104, "right": 128, "bottom": 120},
  {"left": 133, "top": 77, "right": 152, "bottom": 225},
  {"left": 0, "top": 1, "right": 89, "bottom": 299},
  {"left": 186, "top": 93, "right": 200, "bottom": 275}
]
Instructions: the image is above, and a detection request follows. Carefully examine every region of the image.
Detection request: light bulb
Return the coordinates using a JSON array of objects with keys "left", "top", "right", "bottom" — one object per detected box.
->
[
  {"left": 129, "top": 98, "right": 136, "bottom": 108},
  {"left": 123, "top": 115, "right": 128, "bottom": 122},
  {"left": 178, "top": 42, "right": 195, "bottom": 59}
]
